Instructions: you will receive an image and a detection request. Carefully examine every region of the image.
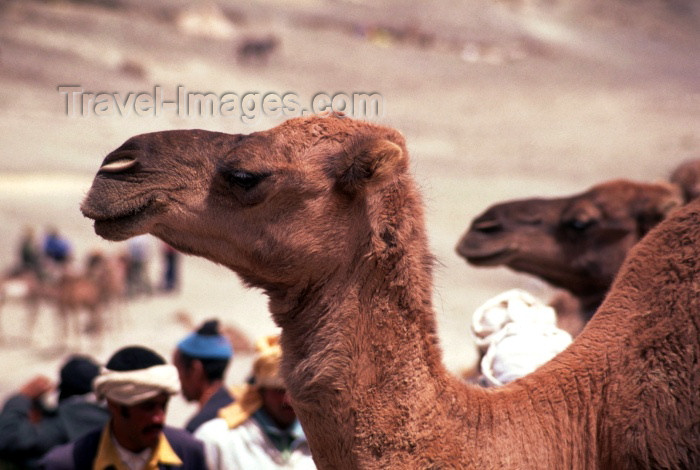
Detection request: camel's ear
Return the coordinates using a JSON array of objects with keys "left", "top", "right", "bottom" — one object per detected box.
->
[
  {"left": 335, "top": 138, "right": 407, "bottom": 194},
  {"left": 636, "top": 183, "right": 684, "bottom": 235}
]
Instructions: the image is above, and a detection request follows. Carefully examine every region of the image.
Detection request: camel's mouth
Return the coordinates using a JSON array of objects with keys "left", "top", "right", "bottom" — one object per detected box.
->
[
  {"left": 82, "top": 197, "right": 158, "bottom": 241},
  {"left": 456, "top": 232, "right": 515, "bottom": 266},
  {"left": 459, "top": 245, "right": 514, "bottom": 266}
]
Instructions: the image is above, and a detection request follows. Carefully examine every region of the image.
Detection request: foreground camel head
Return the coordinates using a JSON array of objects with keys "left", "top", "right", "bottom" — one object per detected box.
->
[
  {"left": 81, "top": 115, "right": 412, "bottom": 296},
  {"left": 456, "top": 180, "right": 682, "bottom": 302}
]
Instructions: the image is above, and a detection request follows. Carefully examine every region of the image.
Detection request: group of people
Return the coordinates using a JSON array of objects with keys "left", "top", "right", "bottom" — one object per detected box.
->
[
  {"left": 124, "top": 235, "right": 180, "bottom": 297},
  {"left": 13, "top": 227, "right": 73, "bottom": 282},
  {"left": 0, "top": 320, "right": 315, "bottom": 469},
  {"left": 0, "top": 279, "right": 576, "bottom": 468},
  {"left": 9, "top": 227, "right": 181, "bottom": 297}
]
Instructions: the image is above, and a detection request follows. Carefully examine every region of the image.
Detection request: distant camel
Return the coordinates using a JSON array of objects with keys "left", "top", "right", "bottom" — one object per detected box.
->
[
  {"left": 81, "top": 115, "right": 699, "bottom": 468},
  {"left": 54, "top": 251, "right": 126, "bottom": 348},
  {"left": 456, "top": 179, "right": 683, "bottom": 335},
  {"left": 0, "top": 271, "right": 43, "bottom": 342},
  {"left": 1, "top": 252, "right": 125, "bottom": 349}
]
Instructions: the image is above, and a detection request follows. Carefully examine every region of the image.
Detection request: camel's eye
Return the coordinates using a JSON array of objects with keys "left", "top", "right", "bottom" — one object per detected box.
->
[
  {"left": 564, "top": 217, "right": 595, "bottom": 232},
  {"left": 222, "top": 170, "right": 268, "bottom": 190},
  {"left": 562, "top": 201, "right": 601, "bottom": 235}
]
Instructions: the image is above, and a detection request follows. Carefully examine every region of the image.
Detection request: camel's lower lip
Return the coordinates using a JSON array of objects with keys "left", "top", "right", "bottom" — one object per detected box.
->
[
  {"left": 89, "top": 200, "right": 154, "bottom": 241},
  {"left": 460, "top": 246, "right": 513, "bottom": 266}
]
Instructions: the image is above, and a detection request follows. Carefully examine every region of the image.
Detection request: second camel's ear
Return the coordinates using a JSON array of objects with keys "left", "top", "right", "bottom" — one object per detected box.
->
[
  {"left": 335, "top": 137, "right": 407, "bottom": 194},
  {"left": 635, "top": 183, "right": 684, "bottom": 236}
]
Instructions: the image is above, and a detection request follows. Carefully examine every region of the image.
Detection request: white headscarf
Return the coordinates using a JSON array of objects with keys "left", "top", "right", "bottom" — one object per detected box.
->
[{"left": 93, "top": 364, "right": 181, "bottom": 406}]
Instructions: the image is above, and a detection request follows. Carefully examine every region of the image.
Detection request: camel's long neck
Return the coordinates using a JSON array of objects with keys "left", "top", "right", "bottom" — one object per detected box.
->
[{"left": 268, "top": 215, "right": 453, "bottom": 467}]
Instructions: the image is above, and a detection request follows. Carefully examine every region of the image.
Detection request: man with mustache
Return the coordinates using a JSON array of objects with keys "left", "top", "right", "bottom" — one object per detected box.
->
[{"left": 41, "top": 346, "right": 206, "bottom": 470}]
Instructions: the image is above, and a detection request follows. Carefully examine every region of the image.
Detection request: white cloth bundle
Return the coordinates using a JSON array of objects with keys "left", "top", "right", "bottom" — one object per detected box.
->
[
  {"left": 471, "top": 288, "right": 558, "bottom": 352},
  {"left": 480, "top": 321, "right": 572, "bottom": 386},
  {"left": 471, "top": 289, "right": 572, "bottom": 386},
  {"left": 93, "top": 364, "right": 181, "bottom": 406}
]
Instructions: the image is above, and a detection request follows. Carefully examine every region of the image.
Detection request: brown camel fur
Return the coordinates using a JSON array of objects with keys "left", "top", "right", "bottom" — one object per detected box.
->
[
  {"left": 81, "top": 115, "right": 699, "bottom": 469},
  {"left": 456, "top": 180, "right": 683, "bottom": 335}
]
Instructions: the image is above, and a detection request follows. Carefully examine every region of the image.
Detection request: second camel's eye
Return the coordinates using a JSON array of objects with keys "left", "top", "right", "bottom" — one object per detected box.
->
[
  {"left": 223, "top": 170, "right": 268, "bottom": 190},
  {"left": 563, "top": 216, "right": 595, "bottom": 232}
]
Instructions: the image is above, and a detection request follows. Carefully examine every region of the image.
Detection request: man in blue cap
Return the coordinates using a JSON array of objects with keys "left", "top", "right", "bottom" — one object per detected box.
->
[{"left": 173, "top": 319, "right": 235, "bottom": 433}]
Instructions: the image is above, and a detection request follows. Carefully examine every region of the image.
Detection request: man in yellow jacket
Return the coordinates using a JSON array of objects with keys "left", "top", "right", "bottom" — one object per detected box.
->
[{"left": 40, "top": 346, "right": 207, "bottom": 470}]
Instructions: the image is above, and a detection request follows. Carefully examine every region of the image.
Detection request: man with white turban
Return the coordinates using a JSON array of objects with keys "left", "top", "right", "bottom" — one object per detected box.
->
[{"left": 41, "top": 346, "right": 207, "bottom": 470}]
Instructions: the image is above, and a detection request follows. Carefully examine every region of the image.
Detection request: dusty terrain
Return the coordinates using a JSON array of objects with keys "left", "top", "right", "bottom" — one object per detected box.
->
[{"left": 0, "top": 0, "right": 698, "bottom": 426}]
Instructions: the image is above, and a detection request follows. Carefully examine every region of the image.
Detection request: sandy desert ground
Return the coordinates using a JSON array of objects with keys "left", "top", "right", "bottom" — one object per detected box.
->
[{"left": 0, "top": 0, "right": 698, "bottom": 426}]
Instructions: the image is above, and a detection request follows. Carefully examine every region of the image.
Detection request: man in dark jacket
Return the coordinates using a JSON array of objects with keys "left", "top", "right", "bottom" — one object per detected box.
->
[
  {"left": 0, "top": 355, "right": 109, "bottom": 468},
  {"left": 40, "top": 346, "right": 206, "bottom": 470}
]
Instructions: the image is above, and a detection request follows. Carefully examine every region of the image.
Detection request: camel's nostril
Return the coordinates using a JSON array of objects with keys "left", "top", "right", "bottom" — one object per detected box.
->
[{"left": 100, "top": 157, "right": 137, "bottom": 173}]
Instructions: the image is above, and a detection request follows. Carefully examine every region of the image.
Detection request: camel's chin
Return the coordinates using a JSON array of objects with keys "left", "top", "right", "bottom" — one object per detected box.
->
[
  {"left": 86, "top": 202, "right": 157, "bottom": 241},
  {"left": 93, "top": 218, "right": 148, "bottom": 241}
]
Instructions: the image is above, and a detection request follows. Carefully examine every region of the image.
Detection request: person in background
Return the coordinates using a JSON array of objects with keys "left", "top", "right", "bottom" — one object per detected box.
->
[
  {"left": 126, "top": 235, "right": 152, "bottom": 298},
  {"left": 173, "top": 319, "right": 235, "bottom": 433},
  {"left": 195, "top": 335, "right": 315, "bottom": 469},
  {"left": 42, "top": 228, "right": 72, "bottom": 266},
  {"left": 40, "top": 346, "right": 206, "bottom": 470},
  {"left": 14, "top": 226, "right": 44, "bottom": 279},
  {"left": 160, "top": 243, "right": 180, "bottom": 293},
  {"left": 42, "top": 228, "right": 73, "bottom": 280},
  {"left": 0, "top": 355, "right": 109, "bottom": 469}
]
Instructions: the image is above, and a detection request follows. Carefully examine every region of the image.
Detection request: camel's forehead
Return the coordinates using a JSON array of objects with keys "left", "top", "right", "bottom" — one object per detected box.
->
[
  {"left": 588, "top": 180, "right": 640, "bottom": 197},
  {"left": 266, "top": 115, "right": 400, "bottom": 147},
  {"left": 223, "top": 131, "right": 310, "bottom": 171},
  {"left": 235, "top": 115, "right": 400, "bottom": 164},
  {"left": 586, "top": 180, "right": 674, "bottom": 206},
  {"left": 488, "top": 197, "right": 567, "bottom": 217},
  {"left": 272, "top": 114, "right": 376, "bottom": 135},
  {"left": 120, "top": 129, "right": 241, "bottom": 158}
]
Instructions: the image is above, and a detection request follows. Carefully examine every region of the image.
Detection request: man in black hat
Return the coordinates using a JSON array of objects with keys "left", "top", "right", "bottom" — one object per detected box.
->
[
  {"left": 0, "top": 355, "right": 109, "bottom": 468},
  {"left": 40, "top": 345, "right": 206, "bottom": 470}
]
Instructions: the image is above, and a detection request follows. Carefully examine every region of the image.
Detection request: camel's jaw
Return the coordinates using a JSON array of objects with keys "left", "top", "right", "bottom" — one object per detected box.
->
[
  {"left": 459, "top": 235, "right": 595, "bottom": 291},
  {"left": 459, "top": 246, "right": 515, "bottom": 266},
  {"left": 456, "top": 234, "right": 515, "bottom": 266},
  {"left": 81, "top": 194, "right": 161, "bottom": 241}
]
